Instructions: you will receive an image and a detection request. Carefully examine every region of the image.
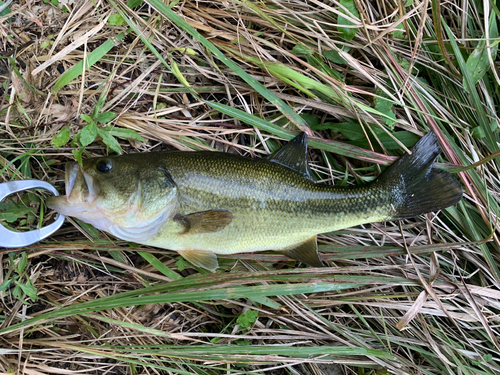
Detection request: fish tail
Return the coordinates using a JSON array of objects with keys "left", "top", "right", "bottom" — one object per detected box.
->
[{"left": 377, "top": 132, "right": 462, "bottom": 220}]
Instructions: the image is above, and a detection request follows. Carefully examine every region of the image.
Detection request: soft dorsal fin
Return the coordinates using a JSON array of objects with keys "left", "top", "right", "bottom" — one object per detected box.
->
[{"left": 266, "top": 133, "right": 313, "bottom": 180}]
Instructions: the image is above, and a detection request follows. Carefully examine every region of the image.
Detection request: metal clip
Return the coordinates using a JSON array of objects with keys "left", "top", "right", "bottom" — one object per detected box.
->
[{"left": 0, "top": 180, "right": 65, "bottom": 248}]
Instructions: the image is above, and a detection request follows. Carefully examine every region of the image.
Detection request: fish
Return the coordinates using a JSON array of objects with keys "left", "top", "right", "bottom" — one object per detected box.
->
[{"left": 47, "top": 131, "right": 462, "bottom": 271}]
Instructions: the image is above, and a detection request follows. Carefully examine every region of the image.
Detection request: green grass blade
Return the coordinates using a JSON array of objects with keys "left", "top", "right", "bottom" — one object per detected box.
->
[
  {"left": 138, "top": 251, "right": 182, "bottom": 280},
  {"left": 52, "top": 33, "right": 125, "bottom": 92}
]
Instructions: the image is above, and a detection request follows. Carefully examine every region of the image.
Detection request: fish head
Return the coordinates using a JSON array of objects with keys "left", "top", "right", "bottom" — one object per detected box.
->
[{"left": 47, "top": 156, "right": 178, "bottom": 241}]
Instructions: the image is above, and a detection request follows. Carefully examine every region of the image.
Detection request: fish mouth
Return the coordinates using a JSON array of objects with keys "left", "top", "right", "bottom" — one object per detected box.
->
[
  {"left": 47, "top": 162, "right": 101, "bottom": 215},
  {"left": 65, "top": 162, "right": 100, "bottom": 204}
]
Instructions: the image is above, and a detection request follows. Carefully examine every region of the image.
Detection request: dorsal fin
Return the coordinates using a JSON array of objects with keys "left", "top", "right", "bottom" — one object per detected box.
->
[{"left": 266, "top": 133, "right": 313, "bottom": 180}]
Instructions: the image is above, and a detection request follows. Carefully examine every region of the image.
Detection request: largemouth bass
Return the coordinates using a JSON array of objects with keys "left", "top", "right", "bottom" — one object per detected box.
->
[{"left": 47, "top": 132, "right": 462, "bottom": 270}]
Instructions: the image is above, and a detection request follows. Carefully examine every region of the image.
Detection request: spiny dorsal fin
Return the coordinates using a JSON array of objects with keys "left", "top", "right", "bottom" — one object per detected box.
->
[
  {"left": 174, "top": 210, "right": 233, "bottom": 234},
  {"left": 178, "top": 249, "right": 219, "bottom": 271},
  {"left": 284, "top": 236, "right": 324, "bottom": 267},
  {"left": 266, "top": 133, "right": 313, "bottom": 180}
]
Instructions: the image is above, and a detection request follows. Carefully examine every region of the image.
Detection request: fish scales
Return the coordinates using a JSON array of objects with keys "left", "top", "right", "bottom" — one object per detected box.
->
[{"left": 143, "top": 152, "right": 392, "bottom": 254}]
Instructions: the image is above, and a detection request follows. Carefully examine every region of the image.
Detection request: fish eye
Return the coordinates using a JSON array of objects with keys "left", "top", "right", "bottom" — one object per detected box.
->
[{"left": 96, "top": 159, "right": 113, "bottom": 173}]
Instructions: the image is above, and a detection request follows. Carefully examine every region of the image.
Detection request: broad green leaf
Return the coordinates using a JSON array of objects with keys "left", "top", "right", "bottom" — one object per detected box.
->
[
  {"left": 127, "top": 0, "right": 143, "bottom": 7},
  {"left": 108, "top": 14, "right": 125, "bottom": 26},
  {"left": 79, "top": 122, "right": 98, "bottom": 147},
  {"left": 51, "top": 126, "right": 70, "bottom": 148},
  {"left": 53, "top": 33, "right": 125, "bottom": 92},
  {"left": 0, "top": 207, "right": 34, "bottom": 223},
  {"left": 311, "top": 122, "right": 365, "bottom": 140},
  {"left": 472, "top": 122, "right": 497, "bottom": 139},
  {"left": 300, "top": 113, "right": 320, "bottom": 127},
  {"left": 392, "top": 18, "right": 406, "bottom": 39},
  {"left": 0, "top": 279, "right": 12, "bottom": 292},
  {"left": 338, "top": 0, "right": 360, "bottom": 40},
  {"left": 465, "top": 11, "right": 498, "bottom": 85},
  {"left": 95, "top": 111, "right": 117, "bottom": 124},
  {"left": 18, "top": 280, "right": 37, "bottom": 301},
  {"left": 374, "top": 91, "right": 397, "bottom": 128},
  {"left": 80, "top": 114, "right": 93, "bottom": 123},
  {"left": 12, "top": 284, "right": 22, "bottom": 301},
  {"left": 323, "top": 49, "right": 348, "bottom": 64},
  {"left": 17, "top": 252, "right": 28, "bottom": 274},
  {"left": 72, "top": 148, "right": 83, "bottom": 165},
  {"left": 349, "top": 131, "right": 419, "bottom": 150},
  {"left": 175, "top": 257, "right": 190, "bottom": 272},
  {"left": 237, "top": 310, "right": 259, "bottom": 328},
  {"left": 98, "top": 128, "right": 123, "bottom": 153}
]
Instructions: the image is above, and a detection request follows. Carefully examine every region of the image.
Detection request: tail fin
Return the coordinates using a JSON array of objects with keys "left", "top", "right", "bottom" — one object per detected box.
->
[{"left": 377, "top": 132, "right": 462, "bottom": 220}]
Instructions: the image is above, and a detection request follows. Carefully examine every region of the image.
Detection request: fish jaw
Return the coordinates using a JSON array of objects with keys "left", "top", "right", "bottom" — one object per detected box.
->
[
  {"left": 47, "top": 162, "right": 93, "bottom": 217},
  {"left": 47, "top": 162, "right": 100, "bottom": 217},
  {"left": 46, "top": 163, "right": 113, "bottom": 232}
]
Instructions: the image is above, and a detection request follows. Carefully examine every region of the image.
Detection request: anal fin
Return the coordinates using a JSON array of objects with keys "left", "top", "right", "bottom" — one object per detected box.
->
[
  {"left": 284, "top": 236, "right": 324, "bottom": 267},
  {"left": 178, "top": 249, "right": 219, "bottom": 271}
]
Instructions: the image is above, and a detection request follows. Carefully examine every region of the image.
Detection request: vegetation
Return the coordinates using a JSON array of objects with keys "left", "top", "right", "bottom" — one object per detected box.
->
[{"left": 1, "top": 0, "right": 499, "bottom": 373}]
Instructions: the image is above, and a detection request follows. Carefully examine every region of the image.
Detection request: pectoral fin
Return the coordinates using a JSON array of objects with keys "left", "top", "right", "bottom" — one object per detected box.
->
[
  {"left": 178, "top": 249, "right": 219, "bottom": 271},
  {"left": 284, "top": 236, "right": 324, "bottom": 267},
  {"left": 174, "top": 210, "right": 233, "bottom": 234}
]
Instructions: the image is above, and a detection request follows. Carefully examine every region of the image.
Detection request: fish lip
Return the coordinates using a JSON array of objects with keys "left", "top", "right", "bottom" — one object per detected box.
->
[
  {"left": 65, "top": 162, "right": 80, "bottom": 196},
  {"left": 65, "top": 162, "right": 100, "bottom": 204}
]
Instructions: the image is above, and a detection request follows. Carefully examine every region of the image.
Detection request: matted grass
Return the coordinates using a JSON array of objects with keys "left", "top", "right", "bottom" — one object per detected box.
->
[{"left": 1, "top": 0, "right": 499, "bottom": 374}]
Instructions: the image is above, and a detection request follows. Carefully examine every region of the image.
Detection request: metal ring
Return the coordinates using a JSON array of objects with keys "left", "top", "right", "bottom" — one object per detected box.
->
[{"left": 0, "top": 180, "right": 65, "bottom": 248}]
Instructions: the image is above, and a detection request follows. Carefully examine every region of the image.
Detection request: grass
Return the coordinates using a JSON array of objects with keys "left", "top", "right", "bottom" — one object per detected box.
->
[{"left": 1, "top": 0, "right": 500, "bottom": 374}]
